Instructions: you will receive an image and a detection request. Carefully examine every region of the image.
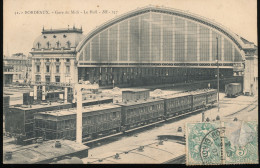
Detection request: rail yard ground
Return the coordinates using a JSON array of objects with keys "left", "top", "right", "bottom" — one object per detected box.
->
[
  {"left": 81, "top": 93, "right": 258, "bottom": 164},
  {"left": 3, "top": 84, "right": 258, "bottom": 164}
]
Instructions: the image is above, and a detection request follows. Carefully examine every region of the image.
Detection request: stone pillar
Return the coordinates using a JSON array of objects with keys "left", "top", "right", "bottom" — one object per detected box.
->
[
  {"left": 51, "top": 59, "right": 55, "bottom": 82},
  {"left": 64, "top": 87, "right": 68, "bottom": 103},
  {"left": 41, "top": 59, "right": 45, "bottom": 82},
  {"left": 76, "top": 85, "right": 83, "bottom": 143},
  {"left": 31, "top": 58, "right": 35, "bottom": 82},
  {"left": 42, "top": 85, "right": 46, "bottom": 100},
  {"left": 34, "top": 85, "right": 37, "bottom": 100},
  {"left": 243, "top": 55, "right": 256, "bottom": 96},
  {"left": 60, "top": 59, "right": 65, "bottom": 83}
]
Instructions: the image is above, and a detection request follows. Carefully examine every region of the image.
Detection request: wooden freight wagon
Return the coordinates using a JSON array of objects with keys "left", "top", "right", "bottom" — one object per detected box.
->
[
  {"left": 206, "top": 89, "right": 217, "bottom": 106},
  {"left": 225, "top": 83, "right": 242, "bottom": 97},
  {"left": 190, "top": 90, "right": 208, "bottom": 110},
  {"left": 122, "top": 89, "right": 150, "bottom": 102},
  {"left": 5, "top": 102, "right": 73, "bottom": 144},
  {"left": 34, "top": 104, "right": 122, "bottom": 141},
  {"left": 117, "top": 98, "right": 164, "bottom": 131},
  {"left": 160, "top": 92, "right": 192, "bottom": 118}
]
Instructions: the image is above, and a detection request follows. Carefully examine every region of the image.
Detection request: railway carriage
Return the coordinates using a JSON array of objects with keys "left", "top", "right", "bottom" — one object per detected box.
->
[
  {"left": 161, "top": 92, "right": 192, "bottom": 118},
  {"left": 190, "top": 90, "right": 208, "bottom": 110},
  {"left": 5, "top": 102, "right": 73, "bottom": 142},
  {"left": 225, "top": 83, "right": 242, "bottom": 97},
  {"left": 34, "top": 104, "right": 122, "bottom": 141},
  {"left": 206, "top": 89, "right": 217, "bottom": 106},
  {"left": 117, "top": 98, "right": 165, "bottom": 131}
]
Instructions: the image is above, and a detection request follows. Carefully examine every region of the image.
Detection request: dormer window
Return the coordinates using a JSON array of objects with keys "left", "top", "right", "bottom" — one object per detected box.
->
[
  {"left": 46, "top": 41, "right": 50, "bottom": 48},
  {"left": 36, "top": 42, "right": 41, "bottom": 49},
  {"left": 66, "top": 41, "right": 71, "bottom": 48},
  {"left": 63, "top": 34, "right": 67, "bottom": 38},
  {"left": 53, "top": 35, "right": 56, "bottom": 38},
  {"left": 56, "top": 41, "right": 60, "bottom": 48}
]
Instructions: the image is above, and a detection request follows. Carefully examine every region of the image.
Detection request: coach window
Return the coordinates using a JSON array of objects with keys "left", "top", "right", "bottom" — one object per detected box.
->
[{"left": 113, "top": 112, "right": 117, "bottom": 119}]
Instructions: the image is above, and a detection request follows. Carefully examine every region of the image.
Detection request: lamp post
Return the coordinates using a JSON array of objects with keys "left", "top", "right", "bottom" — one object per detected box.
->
[{"left": 216, "top": 37, "right": 220, "bottom": 113}]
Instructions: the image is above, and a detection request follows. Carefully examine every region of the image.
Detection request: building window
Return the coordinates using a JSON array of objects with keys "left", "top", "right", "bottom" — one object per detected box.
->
[
  {"left": 56, "top": 41, "right": 60, "bottom": 48},
  {"left": 45, "top": 76, "right": 50, "bottom": 83},
  {"left": 46, "top": 58, "right": 50, "bottom": 62},
  {"left": 66, "top": 59, "right": 70, "bottom": 62},
  {"left": 66, "top": 41, "right": 71, "bottom": 48},
  {"left": 56, "top": 65, "right": 59, "bottom": 73},
  {"left": 36, "top": 42, "right": 41, "bottom": 49},
  {"left": 47, "top": 41, "right": 50, "bottom": 48},
  {"left": 56, "top": 58, "right": 59, "bottom": 62},
  {"left": 46, "top": 65, "right": 50, "bottom": 73},
  {"left": 36, "top": 59, "right": 40, "bottom": 62},
  {"left": 36, "top": 65, "right": 40, "bottom": 72},
  {"left": 36, "top": 75, "right": 41, "bottom": 82},
  {"left": 55, "top": 76, "right": 60, "bottom": 82},
  {"left": 66, "top": 66, "right": 70, "bottom": 74}
]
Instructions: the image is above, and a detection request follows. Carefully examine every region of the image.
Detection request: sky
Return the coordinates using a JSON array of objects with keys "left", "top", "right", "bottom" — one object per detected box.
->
[{"left": 3, "top": 0, "right": 257, "bottom": 56}]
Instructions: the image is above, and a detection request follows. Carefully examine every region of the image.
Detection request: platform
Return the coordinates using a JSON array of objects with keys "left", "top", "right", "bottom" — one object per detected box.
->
[{"left": 3, "top": 140, "right": 89, "bottom": 164}]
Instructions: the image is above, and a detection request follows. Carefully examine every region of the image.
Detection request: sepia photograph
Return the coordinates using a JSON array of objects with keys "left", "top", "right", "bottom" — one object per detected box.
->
[{"left": 3, "top": 0, "right": 258, "bottom": 164}]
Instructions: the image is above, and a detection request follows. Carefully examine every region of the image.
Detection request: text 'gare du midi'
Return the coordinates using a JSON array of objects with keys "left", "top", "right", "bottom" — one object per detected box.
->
[{"left": 3, "top": 6, "right": 258, "bottom": 164}]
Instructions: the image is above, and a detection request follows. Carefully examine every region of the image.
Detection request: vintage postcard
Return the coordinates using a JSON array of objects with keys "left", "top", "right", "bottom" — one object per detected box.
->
[{"left": 3, "top": 0, "right": 257, "bottom": 164}]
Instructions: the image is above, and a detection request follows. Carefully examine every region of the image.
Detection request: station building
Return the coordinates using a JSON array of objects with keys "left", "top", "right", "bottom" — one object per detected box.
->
[
  {"left": 30, "top": 26, "right": 85, "bottom": 84},
  {"left": 31, "top": 6, "right": 257, "bottom": 96}
]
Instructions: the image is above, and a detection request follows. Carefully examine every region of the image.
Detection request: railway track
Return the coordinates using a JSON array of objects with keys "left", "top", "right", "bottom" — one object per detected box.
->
[{"left": 225, "top": 98, "right": 258, "bottom": 117}]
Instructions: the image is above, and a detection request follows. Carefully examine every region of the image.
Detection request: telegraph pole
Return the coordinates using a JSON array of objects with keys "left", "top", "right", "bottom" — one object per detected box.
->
[{"left": 216, "top": 37, "right": 220, "bottom": 113}]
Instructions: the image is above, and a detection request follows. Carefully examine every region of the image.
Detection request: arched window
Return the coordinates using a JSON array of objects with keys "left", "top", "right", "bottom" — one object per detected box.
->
[
  {"left": 36, "top": 42, "right": 41, "bottom": 49},
  {"left": 66, "top": 41, "right": 71, "bottom": 48},
  {"left": 46, "top": 41, "right": 50, "bottom": 48},
  {"left": 56, "top": 41, "right": 60, "bottom": 48}
]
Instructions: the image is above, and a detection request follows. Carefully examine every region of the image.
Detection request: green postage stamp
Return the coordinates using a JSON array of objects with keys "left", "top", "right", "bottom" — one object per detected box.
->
[{"left": 185, "top": 121, "right": 258, "bottom": 165}]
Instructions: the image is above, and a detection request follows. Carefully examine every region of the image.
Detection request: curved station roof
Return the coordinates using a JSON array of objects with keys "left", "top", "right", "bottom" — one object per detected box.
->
[{"left": 76, "top": 6, "right": 252, "bottom": 66}]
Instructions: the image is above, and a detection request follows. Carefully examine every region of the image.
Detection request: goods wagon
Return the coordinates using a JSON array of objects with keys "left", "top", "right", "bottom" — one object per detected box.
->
[
  {"left": 34, "top": 104, "right": 122, "bottom": 141},
  {"left": 5, "top": 102, "right": 73, "bottom": 143},
  {"left": 225, "top": 83, "right": 242, "bottom": 97},
  {"left": 117, "top": 98, "right": 164, "bottom": 131},
  {"left": 161, "top": 92, "right": 192, "bottom": 118},
  {"left": 206, "top": 89, "right": 217, "bottom": 106},
  {"left": 190, "top": 90, "right": 208, "bottom": 110}
]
